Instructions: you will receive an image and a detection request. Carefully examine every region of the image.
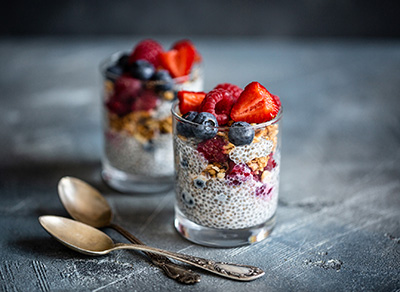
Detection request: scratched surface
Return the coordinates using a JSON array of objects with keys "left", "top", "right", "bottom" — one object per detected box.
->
[{"left": 0, "top": 37, "right": 399, "bottom": 291}]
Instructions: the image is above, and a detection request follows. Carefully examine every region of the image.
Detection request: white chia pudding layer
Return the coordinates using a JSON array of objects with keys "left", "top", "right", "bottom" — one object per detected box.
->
[
  {"left": 105, "top": 129, "right": 174, "bottom": 177},
  {"left": 174, "top": 134, "right": 280, "bottom": 229}
]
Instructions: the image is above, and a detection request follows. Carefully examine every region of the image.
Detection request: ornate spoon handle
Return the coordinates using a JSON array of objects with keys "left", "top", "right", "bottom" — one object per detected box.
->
[
  {"left": 113, "top": 243, "right": 264, "bottom": 281},
  {"left": 109, "top": 223, "right": 200, "bottom": 284}
]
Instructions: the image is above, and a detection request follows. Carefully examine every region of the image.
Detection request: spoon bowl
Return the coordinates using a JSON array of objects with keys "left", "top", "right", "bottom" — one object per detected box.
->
[
  {"left": 39, "top": 215, "right": 114, "bottom": 255},
  {"left": 57, "top": 176, "right": 202, "bottom": 284},
  {"left": 39, "top": 215, "right": 264, "bottom": 281},
  {"left": 58, "top": 177, "right": 112, "bottom": 228}
]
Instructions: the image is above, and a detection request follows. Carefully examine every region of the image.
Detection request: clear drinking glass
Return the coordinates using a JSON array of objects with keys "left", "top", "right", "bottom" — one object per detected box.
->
[
  {"left": 172, "top": 102, "right": 282, "bottom": 247},
  {"left": 100, "top": 53, "right": 203, "bottom": 193}
]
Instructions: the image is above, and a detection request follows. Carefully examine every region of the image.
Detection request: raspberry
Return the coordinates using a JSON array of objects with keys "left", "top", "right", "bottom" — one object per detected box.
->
[
  {"left": 131, "top": 89, "right": 160, "bottom": 112},
  {"left": 114, "top": 76, "right": 142, "bottom": 102},
  {"left": 264, "top": 155, "right": 277, "bottom": 171},
  {"left": 255, "top": 184, "right": 273, "bottom": 198},
  {"left": 129, "top": 39, "right": 164, "bottom": 68},
  {"left": 200, "top": 88, "right": 235, "bottom": 125},
  {"left": 197, "top": 136, "right": 228, "bottom": 163},
  {"left": 106, "top": 99, "right": 131, "bottom": 116},
  {"left": 226, "top": 162, "right": 253, "bottom": 185},
  {"left": 214, "top": 83, "right": 243, "bottom": 101}
]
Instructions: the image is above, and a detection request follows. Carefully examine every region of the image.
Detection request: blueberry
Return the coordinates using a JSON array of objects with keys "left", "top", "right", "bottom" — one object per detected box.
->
[
  {"left": 193, "top": 112, "right": 218, "bottom": 140},
  {"left": 177, "top": 111, "right": 198, "bottom": 137},
  {"left": 128, "top": 60, "right": 155, "bottom": 80},
  {"left": 143, "top": 140, "right": 155, "bottom": 152},
  {"left": 150, "top": 70, "right": 173, "bottom": 91},
  {"left": 106, "top": 64, "right": 123, "bottom": 79},
  {"left": 180, "top": 158, "right": 189, "bottom": 169},
  {"left": 117, "top": 54, "right": 130, "bottom": 70},
  {"left": 181, "top": 191, "right": 195, "bottom": 207},
  {"left": 193, "top": 177, "right": 206, "bottom": 189},
  {"left": 228, "top": 121, "right": 255, "bottom": 146}
]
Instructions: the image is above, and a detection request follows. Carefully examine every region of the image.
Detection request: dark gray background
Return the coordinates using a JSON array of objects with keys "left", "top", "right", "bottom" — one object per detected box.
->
[{"left": 1, "top": 0, "right": 400, "bottom": 38}]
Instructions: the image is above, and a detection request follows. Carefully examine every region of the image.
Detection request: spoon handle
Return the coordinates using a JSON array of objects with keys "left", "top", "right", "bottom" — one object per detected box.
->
[
  {"left": 109, "top": 223, "right": 200, "bottom": 284},
  {"left": 113, "top": 243, "right": 264, "bottom": 281}
]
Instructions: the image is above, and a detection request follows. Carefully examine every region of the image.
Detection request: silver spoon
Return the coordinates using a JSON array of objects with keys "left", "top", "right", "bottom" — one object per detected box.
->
[
  {"left": 39, "top": 215, "right": 265, "bottom": 281},
  {"left": 57, "top": 176, "right": 200, "bottom": 284}
]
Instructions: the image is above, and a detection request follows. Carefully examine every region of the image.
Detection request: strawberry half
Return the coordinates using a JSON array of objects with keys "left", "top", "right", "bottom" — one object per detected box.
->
[
  {"left": 178, "top": 91, "right": 206, "bottom": 115},
  {"left": 230, "top": 82, "right": 280, "bottom": 123},
  {"left": 159, "top": 45, "right": 196, "bottom": 78},
  {"left": 272, "top": 94, "right": 281, "bottom": 108},
  {"left": 172, "top": 39, "right": 202, "bottom": 63}
]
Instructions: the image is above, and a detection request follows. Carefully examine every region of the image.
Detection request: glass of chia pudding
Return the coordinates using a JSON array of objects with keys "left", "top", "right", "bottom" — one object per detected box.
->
[
  {"left": 172, "top": 81, "right": 282, "bottom": 246},
  {"left": 100, "top": 39, "right": 203, "bottom": 193}
]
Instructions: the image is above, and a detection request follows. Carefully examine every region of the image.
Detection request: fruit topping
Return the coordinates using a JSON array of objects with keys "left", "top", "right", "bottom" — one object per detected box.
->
[
  {"left": 172, "top": 39, "right": 202, "bottom": 63},
  {"left": 255, "top": 184, "right": 273, "bottom": 198},
  {"left": 150, "top": 69, "right": 173, "bottom": 91},
  {"left": 200, "top": 88, "right": 235, "bottom": 125},
  {"left": 272, "top": 94, "right": 281, "bottom": 108},
  {"left": 177, "top": 91, "right": 206, "bottom": 115},
  {"left": 128, "top": 60, "right": 155, "bottom": 80},
  {"left": 193, "top": 112, "right": 218, "bottom": 140},
  {"left": 113, "top": 76, "right": 142, "bottom": 101},
  {"left": 128, "top": 39, "right": 164, "bottom": 68},
  {"left": 176, "top": 111, "right": 198, "bottom": 137},
  {"left": 159, "top": 45, "right": 196, "bottom": 78},
  {"left": 131, "top": 89, "right": 160, "bottom": 112},
  {"left": 106, "top": 99, "right": 131, "bottom": 116},
  {"left": 197, "top": 135, "right": 228, "bottom": 163},
  {"left": 214, "top": 83, "right": 243, "bottom": 102},
  {"left": 226, "top": 163, "right": 254, "bottom": 185},
  {"left": 264, "top": 155, "right": 277, "bottom": 171},
  {"left": 228, "top": 121, "right": 255, "bottom": 146},
  {"left": 230, "top": 82, "right": 280, "bottom": 123},
  {"left": 106, "top": 54, "right": 130, "bottom": 78}
]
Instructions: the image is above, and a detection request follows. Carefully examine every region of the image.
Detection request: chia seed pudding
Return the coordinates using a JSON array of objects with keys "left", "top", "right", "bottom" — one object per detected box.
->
[
  {"left": 100, "top": 39, "right": 203, "bottom": 193},
  {"left": 172, "top": 81, "right": 282, "bottom": 246}
]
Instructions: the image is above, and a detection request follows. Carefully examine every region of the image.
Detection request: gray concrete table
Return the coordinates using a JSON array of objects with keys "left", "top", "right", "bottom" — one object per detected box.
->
[{"left": 0, "top": 37, "right": 399, "bottom": 291}]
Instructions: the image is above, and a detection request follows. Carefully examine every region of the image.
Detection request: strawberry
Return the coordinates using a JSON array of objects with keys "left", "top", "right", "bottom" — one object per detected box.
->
[
  {"left": 177, "top": 91, "right": 206, "bottom": 115},
  {"left": 159, "top": 45, "right": 196, "bottom": 78},
  {"left": 230, "top": 82, "right": 280, "bottom": 123},
  {"left": 272, "top": 94, "right": 281, "bottom": 108},
  {"left": 172, "top": 39, "right": 202, "bottom": 63},
  {"left": 128, "top": 39, "right": 164, "bottom": 68}
]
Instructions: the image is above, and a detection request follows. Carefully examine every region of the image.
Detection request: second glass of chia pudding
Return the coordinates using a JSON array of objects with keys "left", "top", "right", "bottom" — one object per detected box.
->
[
  {"left": 172, "top": 81, "right": 282, "bottom": 247},
  {"left": 100, "top": 39, "right": 203, "bottom": 193}
]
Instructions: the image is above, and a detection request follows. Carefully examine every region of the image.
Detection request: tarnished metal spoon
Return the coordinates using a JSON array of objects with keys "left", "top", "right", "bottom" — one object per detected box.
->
[
  {"left": 39, "top": 215, "right": 265, "bottom": 281},
  {"left": 57, "top": 176, "right": 200, "bottom": 284}
]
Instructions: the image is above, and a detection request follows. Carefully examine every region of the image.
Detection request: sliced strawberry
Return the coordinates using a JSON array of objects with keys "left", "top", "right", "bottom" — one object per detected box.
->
[
  {"left": 128, "top": 39, "right": 164, "bottom": 68},
  {"left": 200, "top": 88, "right": 235, "bottom": 125},
  {"left": 159, "top": 45, "right": 195, "bottom": 78},
  {"left": 230, "top": 82, "right": 280, "bottom": 123},
  {"left": 178, "top": 91, "right": 206, "bottom": 115},
  {"left": 172, "top": 39, "right": 202, "bottom": 63},
  {"left": 272, "top": 94, "right": 281, "bottom": 108}
]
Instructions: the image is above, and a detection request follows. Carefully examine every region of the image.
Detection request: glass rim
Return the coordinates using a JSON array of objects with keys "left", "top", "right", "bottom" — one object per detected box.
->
[
  {"left": 171, "top": 100, "right": 283, "bottom": 130},
  {"left": 99, "top": 51, "right": 203, "bottom": 84}
]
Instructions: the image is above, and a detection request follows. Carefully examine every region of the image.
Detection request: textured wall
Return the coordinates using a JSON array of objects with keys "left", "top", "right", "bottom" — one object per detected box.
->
[{"left": 2, "top": 0, "right": 400, "bottom": 37}]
